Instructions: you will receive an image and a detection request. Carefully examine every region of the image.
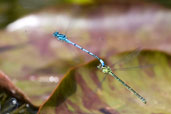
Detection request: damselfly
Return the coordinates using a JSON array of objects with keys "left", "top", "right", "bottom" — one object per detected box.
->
[{"left": 53, "top": 32, "right": 147, "bottom": 104}]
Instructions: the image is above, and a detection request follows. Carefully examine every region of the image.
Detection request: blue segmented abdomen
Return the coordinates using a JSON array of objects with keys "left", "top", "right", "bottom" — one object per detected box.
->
[
  {"left": 65, "top": 39, "right": 105, "bottom": 66},
  {"left": 53, "top": 32, "right": 105, "bottom": 67}
]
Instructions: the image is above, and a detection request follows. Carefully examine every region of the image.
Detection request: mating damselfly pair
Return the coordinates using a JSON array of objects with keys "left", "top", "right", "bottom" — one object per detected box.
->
[{"left": 53, "top": 32, "right": 147, "bottom": 104}]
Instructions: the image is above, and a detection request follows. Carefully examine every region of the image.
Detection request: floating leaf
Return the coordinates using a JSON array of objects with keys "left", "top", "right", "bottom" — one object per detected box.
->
[{"left": 38, "top": 50, "right": 171, "bottom": 114}]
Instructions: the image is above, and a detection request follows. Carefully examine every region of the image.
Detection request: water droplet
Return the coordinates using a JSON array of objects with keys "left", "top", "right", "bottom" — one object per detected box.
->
[
  {"left": 49, "top": 76, "right": 59, "bottom": 83},
  {"left": 0, "top": 98, "right": 18, "bottom": 113},
  {"left": 26, "top": 104, "right": 29, "bottom": 108}
]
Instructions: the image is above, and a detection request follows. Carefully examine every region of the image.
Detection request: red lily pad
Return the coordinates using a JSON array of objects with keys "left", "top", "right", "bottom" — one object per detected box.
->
[{"left": 38, "top": 50, "right": 171, "bottom": 114}]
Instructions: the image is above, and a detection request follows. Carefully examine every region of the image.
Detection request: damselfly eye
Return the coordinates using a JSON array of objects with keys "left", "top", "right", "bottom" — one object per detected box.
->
[{"left": 53, "top": 32, "right": 59, "bottom": 37}]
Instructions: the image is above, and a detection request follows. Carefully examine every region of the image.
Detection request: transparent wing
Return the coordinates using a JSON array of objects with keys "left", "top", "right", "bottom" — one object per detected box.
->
[
  {"left": 95, "top": 48, "right": 141, "bottom": 91},
  {"left": 64, "top": 6, "right": 81, "bottom": 36},
  {"left": 52, "top": 6, "right": 81, "bottom": 36},
  {"left": 95, "top": 74, "right": 107, "bottom": 92},
  {"left": 113, "top": 64, "right": 155, "bottom": 71},
  {"left": 97, "top": 48, "right": 153, "bottom": 93},
  {"left": 110, "top": 48, "right": 141, "bottom": 68}
]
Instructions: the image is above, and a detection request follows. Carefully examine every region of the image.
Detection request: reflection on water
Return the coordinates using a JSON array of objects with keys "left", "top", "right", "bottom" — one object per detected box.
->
[
  {"left": 29, "top": 75, "right": 59, "bottom": 83},
  {"left": 6, "top": 13, "right": 86, "bottom": 32}
]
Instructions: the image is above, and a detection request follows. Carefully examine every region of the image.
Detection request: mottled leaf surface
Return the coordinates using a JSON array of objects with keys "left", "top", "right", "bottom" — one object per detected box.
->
[{"left": 38, "top": 51, "right": 171, "bottom": 114}]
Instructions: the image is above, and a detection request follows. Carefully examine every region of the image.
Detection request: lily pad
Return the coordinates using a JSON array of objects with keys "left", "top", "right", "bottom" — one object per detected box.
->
[{"left": 38, "top": 50, "right": 171, "bottom": 114}]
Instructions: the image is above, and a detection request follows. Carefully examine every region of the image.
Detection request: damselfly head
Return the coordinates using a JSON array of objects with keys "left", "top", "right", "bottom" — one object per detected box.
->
[
  {"left": 53, "top": 32, "right": 59, "bottom": 37},
  {"left": 53, "top": 32, "right": 67, "bottom": 41}
]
